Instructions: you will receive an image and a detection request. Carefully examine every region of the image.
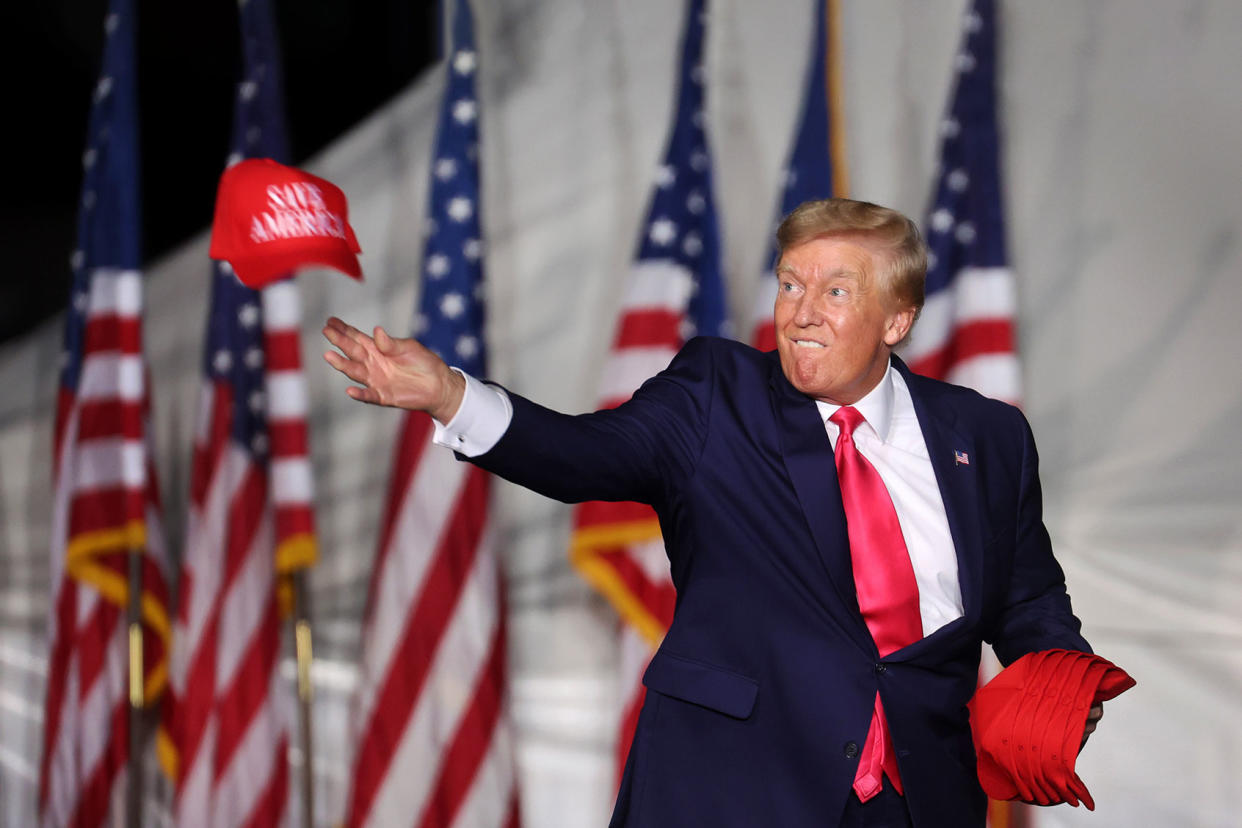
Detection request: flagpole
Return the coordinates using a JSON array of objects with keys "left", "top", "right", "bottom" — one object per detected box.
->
[
  {"left": 126, "top": 549, "right": 145, "bottom": 828},
  {"left": 292, "top": 572, "right": 315, "bottom": 828}
]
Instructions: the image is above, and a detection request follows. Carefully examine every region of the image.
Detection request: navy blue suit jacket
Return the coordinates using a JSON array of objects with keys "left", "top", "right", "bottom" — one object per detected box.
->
[{"left": 469, "top": 337, "right": 1089, "bottom": 827}]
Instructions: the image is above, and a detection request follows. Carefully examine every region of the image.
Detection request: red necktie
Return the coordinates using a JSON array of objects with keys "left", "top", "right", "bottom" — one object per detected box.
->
[{"left": 830, "top": 406, "right": 923, "bottom": 802}]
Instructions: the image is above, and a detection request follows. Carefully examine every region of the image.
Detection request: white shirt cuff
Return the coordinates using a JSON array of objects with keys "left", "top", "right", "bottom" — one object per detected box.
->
[{"left": 432, "top": 368, "right": 513, "bottom": 457}]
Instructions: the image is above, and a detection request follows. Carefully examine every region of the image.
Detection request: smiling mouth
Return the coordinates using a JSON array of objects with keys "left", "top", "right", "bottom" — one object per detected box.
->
[{"left": 792, "top": 339, "right": 825, "bottom": 349}]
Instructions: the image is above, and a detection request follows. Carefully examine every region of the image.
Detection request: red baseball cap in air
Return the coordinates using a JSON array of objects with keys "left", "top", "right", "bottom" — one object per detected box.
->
[{"left": 209, "top": 158, "right": 362, "bottom": 288}]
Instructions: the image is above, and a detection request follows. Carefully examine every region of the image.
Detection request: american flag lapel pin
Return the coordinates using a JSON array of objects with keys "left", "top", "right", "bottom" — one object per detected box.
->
[{"left": 955, "top": 450, "right": 970, "bottom": 466}]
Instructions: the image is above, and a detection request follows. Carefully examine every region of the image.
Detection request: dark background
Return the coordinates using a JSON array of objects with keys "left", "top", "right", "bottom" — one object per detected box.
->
[{"left": 5, "top": 0, "right": 440, "bottom": 345}]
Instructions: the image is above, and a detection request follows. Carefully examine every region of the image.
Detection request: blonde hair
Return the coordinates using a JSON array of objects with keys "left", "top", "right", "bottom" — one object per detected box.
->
[{"left": 776, "top": 198, "right": 927, "bottom": 314}]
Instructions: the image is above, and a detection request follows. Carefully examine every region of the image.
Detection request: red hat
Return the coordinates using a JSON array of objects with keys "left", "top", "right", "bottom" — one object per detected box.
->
[
  {"left": 969, "top": 649, "right": 1135, "bottom": 811},
  {"left": 209, "top": 158, "right": 362, "bottom": 288}
]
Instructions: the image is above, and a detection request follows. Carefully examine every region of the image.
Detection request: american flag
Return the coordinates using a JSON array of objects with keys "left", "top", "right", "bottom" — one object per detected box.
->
[
  {"left": 902, "top": 0, "right": 1020, "bottom": 405},
  {"left": 902, "top": 3, "right": 1023, "bottom": 825},
  {"left": 568, "top": 0, "right": 729, "bottom": 782},
  {"left": 345, "top": 2, "right": 520, "bottom": 826},
  {"left": 160, "top": 0, "right": 317, "bottom": 823},
  {"left": 750, "top": 0, "right": 846, "bottom": 350},
  {"left": 41, "top": 1, "right": 172, "bottom": 824}
]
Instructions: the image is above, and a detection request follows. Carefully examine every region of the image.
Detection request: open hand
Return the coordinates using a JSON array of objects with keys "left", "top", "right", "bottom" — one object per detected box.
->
[{"left": 322, "top": 316, "right": 465, "bottom": 422}]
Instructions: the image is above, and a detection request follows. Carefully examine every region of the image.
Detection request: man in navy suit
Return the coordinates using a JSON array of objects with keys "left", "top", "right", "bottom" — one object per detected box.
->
[{"left": 324, "top": 199, "right": 1099, "bottom": 827}]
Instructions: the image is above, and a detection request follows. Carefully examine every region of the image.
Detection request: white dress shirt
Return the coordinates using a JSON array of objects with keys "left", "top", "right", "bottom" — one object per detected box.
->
[
  {"left": 815, "top": 363, "right": 963, "bottom": 637},
  {"left": 433, "top": 361, "right": 964, "bottom": 638}
]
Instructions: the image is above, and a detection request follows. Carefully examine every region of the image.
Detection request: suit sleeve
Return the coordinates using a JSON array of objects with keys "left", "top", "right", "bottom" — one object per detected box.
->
[
  {"left": 987, "top": 408, "right": 1092, "bottom": 665},
  {"left": 465, "top": 337, "right": 716, "bottom": 507}
]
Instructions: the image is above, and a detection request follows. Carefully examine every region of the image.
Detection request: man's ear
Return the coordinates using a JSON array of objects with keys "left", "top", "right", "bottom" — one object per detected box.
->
[{"left": 884, "top": 305, "right": 917, "bottom": 346}]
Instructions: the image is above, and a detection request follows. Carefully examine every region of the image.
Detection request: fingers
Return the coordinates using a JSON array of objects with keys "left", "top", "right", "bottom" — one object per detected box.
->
[
  {"left": 323, "top": 348, "right": 371, "bottom": 385},
  {"left": 374, "top": 325, "right": 394, "bottom": 353},
  {"left": 346, "top": 385, "right": 381, "bottom": 404},
  {"left": 323, "top": 324, "right": 372, "bottom": 360},
  {"left": 1085, "top": 704, "right": 1103, "bottom": 731},
  {"left": 324, "top": 315, "right": 381, "bottom": 358}
]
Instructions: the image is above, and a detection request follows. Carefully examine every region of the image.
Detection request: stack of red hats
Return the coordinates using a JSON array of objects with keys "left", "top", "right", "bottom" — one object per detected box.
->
[{"left": 968, "top": 649, "right": 1135, "bottom": 810}]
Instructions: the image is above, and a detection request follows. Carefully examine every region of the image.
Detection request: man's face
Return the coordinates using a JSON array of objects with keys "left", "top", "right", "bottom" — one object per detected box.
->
[{"left": 773, "top": 235, "right": 915, "bottom": 406}]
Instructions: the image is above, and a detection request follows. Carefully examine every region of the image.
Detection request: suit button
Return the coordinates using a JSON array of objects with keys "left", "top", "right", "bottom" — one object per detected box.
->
[
  {"left": 875, "top": 663, "right": 887, "bottom": 675},
  {"left": 844, "top": 741, "right": 859, "bottom": 759}
]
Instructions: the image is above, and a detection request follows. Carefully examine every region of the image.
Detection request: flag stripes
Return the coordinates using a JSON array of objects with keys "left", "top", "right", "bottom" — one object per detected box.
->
[
  {"left": 41, "top": 1, "right": 171, "bottom": 822},
  {"left": 162, "top": 0, "right": 317, "bottom": 822},
  {"left": 750, "top": 0, "right": 846, "bottom": 350},
  {"left": 568, "top": 0, "right": 728, "bottom": 783},
  {"left": 346, "top": 2, "right": 518, "bottom": 825},
  {"left": 348, "top": 414, "right": 514, "bottom": 827},
  {"left": 903, "top": 0, "right": 1020, "bottom": 405}
]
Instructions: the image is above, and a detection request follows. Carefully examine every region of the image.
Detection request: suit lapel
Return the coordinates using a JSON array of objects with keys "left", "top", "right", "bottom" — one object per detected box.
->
[
  {"left": 768, "top": 359, "right": 875, "bottom": 655},
  {"left": 893, "top": 358, "right": 984, "bottom": 659}
]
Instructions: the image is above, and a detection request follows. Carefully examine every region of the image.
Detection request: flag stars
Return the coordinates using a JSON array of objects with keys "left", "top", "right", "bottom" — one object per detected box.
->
[
  {"left": 251, "top": 433, "right": 269, "bottom": 456},
  {"left": 963, "top": 10, "right": 983, "bottom": 33},
  {"left": 679, "top": 318, "right": 697, "bottom": 342},
  {"left": 239, "top": 81, "right": 258, "bottom": 102},
  {"left": 248, "top": 390, "right": 266, "bottom": 413},
  {"left": 940, "top": 118, "right": 960, "bottom": 139},
  {"left": 690, "top": 150, "right": 709, "bottom": 172},
  {"left": 655, "top": 165, "right": 676, "bottom": 188},
  {"left": 82, "top": 191, "right": 96, "bottom": 210},
  {"left": 686, "top": 191, "right": 706, "bottom": 214},
  {"left": 70, "top": 250, "right": 84, "bottom": 271},
  {"left": 947, "top": 169, "right": 970, "bottom": 192},
  {"left": 453, "top": 49, "right": 477, "bottom": 75},
  {"left": 692, "top": 109, "right": 706, "bottom": 129},
  {"left": 955, "top": 222, "right": 977, "bottom": 244},
  {"left": 463, "top": 239, "right": 482, "bottom": 261},
  {"left": 105, "top": 13, "right": 119, "bottom": 34},
  {"left": 213, "top": 350, "right": 233, "bottom": 375},
  {"left": 434, "top": 158, "right": 458, "bottom": 181},
  {"left": 955, "top": 52, "right": 977, "bottom": 73},
  {"left": 453, "top": 98, "right": 478, "bottom": 125},
  {"left": 244, "top": 347, "right": 264, "bottom": 370},
  {"left": 226, "top": 152, "right": 244, "bottom": 168},
  {"left": 930, "top": 208, "right": 955, "bottom": 233},
  {"left": 455, "top": 335, "right": 479, "bottom": 360},
  {"left": 238, "top": 303, "right": 260, "bottom": 328},
  {"left": 682, "top": 232, "right": 703, "bottom": 258},
  {"left": 82, "top": 148, "right": 97, "bottom": 169},
  {"left": 649, "top": 218, "right": 678, "bottom": 246},
  {"left": 926, "top": 250, "right": 939, "bottom": 271},
  {"left": 447, "top": 196, "right": 474, "bottom": 222},
  {"left": 73, "top": 291, "right": 89, "bottom": 313},
  {"left": 247, "top": 126, "right": 262, "bottom": 145},
  {"left": 440, "top": 292, "right": 467, "bottom": 319},
  {"left": 94, "top": 77, "right": 113, "bottom": 103},
  {"left": 427, "top": 254, "right": 451, "bottom": 278}
]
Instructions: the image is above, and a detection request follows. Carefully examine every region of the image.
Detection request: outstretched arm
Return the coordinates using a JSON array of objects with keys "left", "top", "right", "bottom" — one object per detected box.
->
[{"left": 322, "top": 316, "right": 466, "bottom": 423}]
